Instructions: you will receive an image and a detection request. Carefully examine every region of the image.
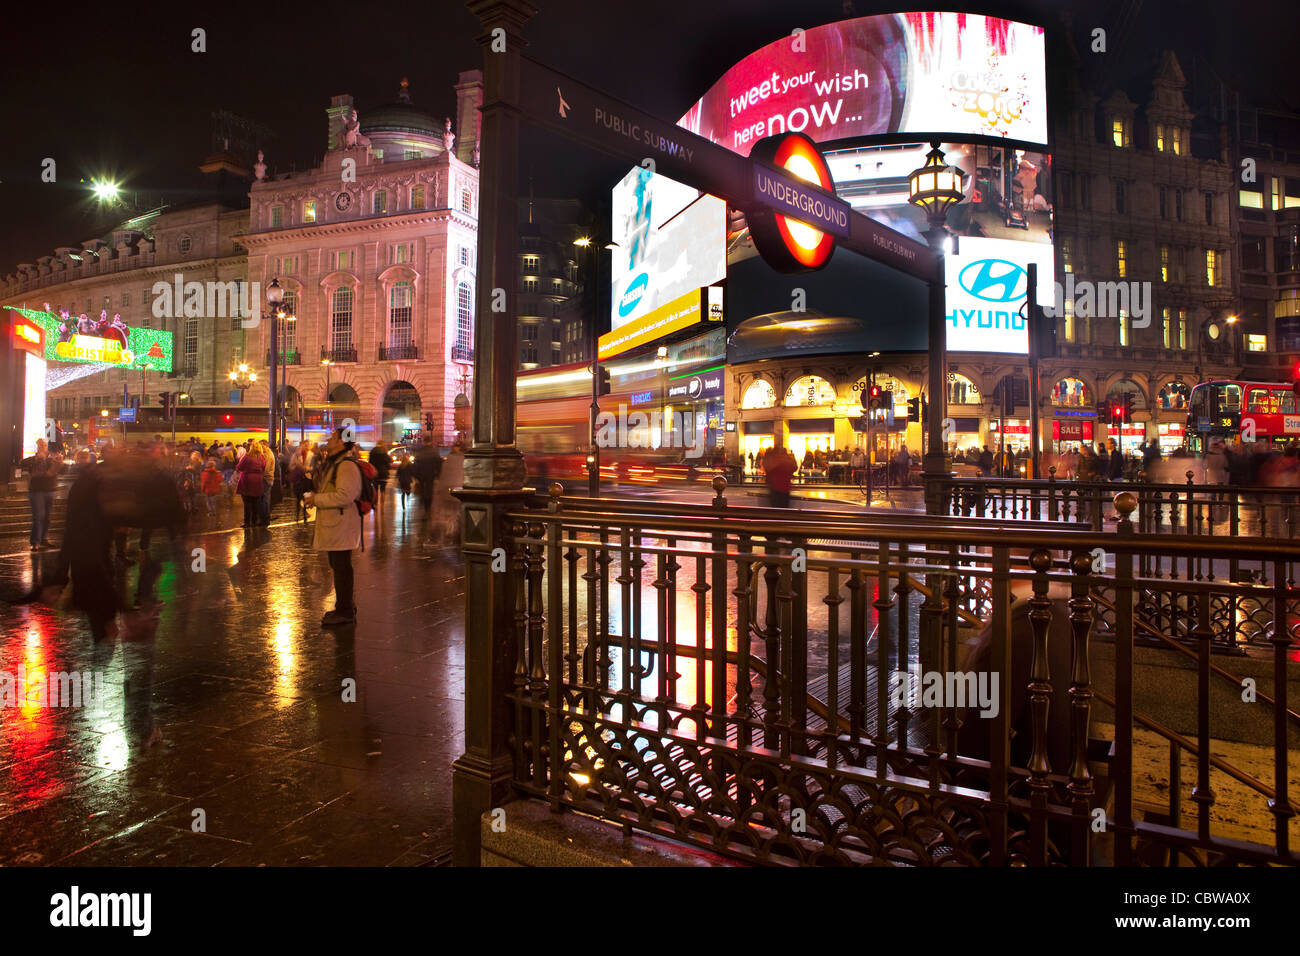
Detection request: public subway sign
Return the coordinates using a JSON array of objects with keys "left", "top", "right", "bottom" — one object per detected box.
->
[
  {"left": 748, "top": 132, "right": 848, "bottom": 272},
  {"left": 514, "top": 53, "right": 937, "bottom": 283}
]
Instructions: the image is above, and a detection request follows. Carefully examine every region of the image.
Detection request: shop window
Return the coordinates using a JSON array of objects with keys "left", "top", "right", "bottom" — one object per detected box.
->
[
  {"left": 741, "top": 379, "right": 776, "bottom": 409},
  {"left": 783, "top": 375, "right": 835, "bottom": 407},
  {"left": 947, "top": 373, "right": 981, "bottom": 405},
  {"left": 1051, "top": 377, "right": 1089, "bottom": 407},
  {"left": 1158, "top": 382, "right": 1190, "bottom": 410}
]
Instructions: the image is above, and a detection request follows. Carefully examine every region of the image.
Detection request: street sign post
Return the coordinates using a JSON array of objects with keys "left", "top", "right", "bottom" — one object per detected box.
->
[{"left": 514, "top": 55, "right": 936, "bottom": 281}]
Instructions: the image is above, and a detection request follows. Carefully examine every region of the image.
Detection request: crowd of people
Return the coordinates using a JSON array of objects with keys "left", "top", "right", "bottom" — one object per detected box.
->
[
  {"left": 746, "top": 443, "right": 919, "bottom": 486},
  {"left": 18, "top": 430, "right": 466, "bottom": 632}
]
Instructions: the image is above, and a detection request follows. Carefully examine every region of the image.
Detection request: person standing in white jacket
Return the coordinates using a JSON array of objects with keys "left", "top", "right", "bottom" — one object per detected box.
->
[{"left": 302, "top": 428, "right": 362, "bottom": 626}]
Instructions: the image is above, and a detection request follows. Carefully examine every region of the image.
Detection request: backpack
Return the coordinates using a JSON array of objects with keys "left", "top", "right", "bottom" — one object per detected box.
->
[{"left": 351, "top": 458, "right": 378, "bottom": 516}]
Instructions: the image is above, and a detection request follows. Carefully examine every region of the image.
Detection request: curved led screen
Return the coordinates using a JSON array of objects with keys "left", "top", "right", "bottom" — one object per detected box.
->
[{"left": 679, "top": 12, "right": 1048, "bottom": 152}]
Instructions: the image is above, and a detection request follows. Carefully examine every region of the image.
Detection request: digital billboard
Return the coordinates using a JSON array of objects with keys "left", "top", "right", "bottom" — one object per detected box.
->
[
  {"left": 944, "top": 236, "right": 1053, "bottom": 354},
  {"left": 679, "top": 12, "right": 1048, "bottom": 152},
  {"left": 610, "top": 167, "right": 726, "bottom": 332},
  {"left": 13, "top": 307, "right": 174, "bottom": 373}
]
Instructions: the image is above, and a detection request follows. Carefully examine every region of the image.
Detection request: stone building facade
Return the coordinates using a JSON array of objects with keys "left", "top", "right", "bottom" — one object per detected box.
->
[
  {"left": 237, "top": 76, "right": 482, "bottom": 447},
  {"left": 0, "top": 191, "right": 250, "bottom": 439}
]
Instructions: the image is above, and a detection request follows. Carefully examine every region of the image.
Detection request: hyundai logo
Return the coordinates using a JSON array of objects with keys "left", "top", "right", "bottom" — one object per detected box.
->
[
  {"left": 618, "top": 272, "right": 650, "bottom": 317},
  {"left": 958, "top": 258, "right": 1026, "bottom": 303}
]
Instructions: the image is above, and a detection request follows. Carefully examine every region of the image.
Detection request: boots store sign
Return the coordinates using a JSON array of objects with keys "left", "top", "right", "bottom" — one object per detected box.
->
[{"left": 666, "top": 367, "right": 724, "bottom": 401}]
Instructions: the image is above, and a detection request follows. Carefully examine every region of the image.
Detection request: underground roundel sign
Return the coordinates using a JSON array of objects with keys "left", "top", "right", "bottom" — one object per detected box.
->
[{"left": 748, "top": 132, "right": 850, "bottom": 273}]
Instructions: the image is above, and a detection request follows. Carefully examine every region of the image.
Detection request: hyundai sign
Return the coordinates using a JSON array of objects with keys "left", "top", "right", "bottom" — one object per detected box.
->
[
  {"left": 679, "top": 13, "right": 1048, "bottom": 153},
  {"left": 945, "top": 237, "right": 1053, "bottom": 354}
]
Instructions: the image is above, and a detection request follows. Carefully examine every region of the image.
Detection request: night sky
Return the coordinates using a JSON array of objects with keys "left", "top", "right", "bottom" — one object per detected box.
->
[{"left": 1, "top": 0, "right": 1291, "bottom": 272}]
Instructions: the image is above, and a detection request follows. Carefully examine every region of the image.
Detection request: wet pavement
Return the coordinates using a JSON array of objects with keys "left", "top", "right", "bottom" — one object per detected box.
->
[{"left": 0, "top": 488, "right": 464, "bottom": 866}]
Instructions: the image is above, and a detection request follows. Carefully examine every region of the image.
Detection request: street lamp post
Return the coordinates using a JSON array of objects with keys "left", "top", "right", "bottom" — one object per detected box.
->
[
  {"left": 228, "top": 363, "right": 257, "bottom": 409},
  {"left": 575, "top": 235, "right": 617, "bottom": 497},
  {"left": 266, "top": 278, "right": 283, "bottom": 453},
  {"left": 908, "top": 142, "right": 965, "bottom": 514},
  {"left": 320, "top": 358, "right": 334, "bottom": 433}
]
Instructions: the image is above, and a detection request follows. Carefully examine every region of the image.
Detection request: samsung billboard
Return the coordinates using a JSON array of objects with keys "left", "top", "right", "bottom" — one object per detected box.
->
[
  {"left": 679, "top": 12, "right": 1048, "bottom": 152},
  {"left": 610, "top": 166, "right": 726, "bottom": 333}
]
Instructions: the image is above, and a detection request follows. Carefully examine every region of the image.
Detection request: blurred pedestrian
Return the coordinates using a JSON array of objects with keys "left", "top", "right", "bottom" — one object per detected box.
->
[
  {"left": 235, "top": 443, "right": 266, "bottom": 528},
  {"left": 21, "top": 437, "right": 60, "bottom": 551},
  {"left": 200, "top": 458, "right": 223, "bottom": 515},
  {"left": 431, "top": 441, "right": 464, "bottom": 546},
  {"left": 369, "top": 440, "right": 392, "bottom": 517},
  {"left": 764, "top": 444, "right": 796, "bottom": 508},
  {"left": 396, "top": 452, "right": 415, "bottom": 510}
]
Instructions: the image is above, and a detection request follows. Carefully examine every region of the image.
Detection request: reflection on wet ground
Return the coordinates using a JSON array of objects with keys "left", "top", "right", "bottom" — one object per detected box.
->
[{"left": 0, "top": 490, "right": 464, "bottom": 866}]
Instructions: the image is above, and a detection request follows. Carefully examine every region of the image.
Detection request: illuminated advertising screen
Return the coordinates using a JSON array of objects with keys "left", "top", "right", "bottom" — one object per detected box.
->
[
  {"left": 944, "top": 236, "right": 1053, "bottom": 354},
  {"left": 15, "top": 307, "right": 174, "bottom": 372},
  {"left": 23, "top": 352, "right": 47, "bottom": 458},
  {"left": 611, "top": 167, "right": 726, "bottom": 332},
  {"left": 679, "top": 12, "right": 1047, "bottom": 151}
]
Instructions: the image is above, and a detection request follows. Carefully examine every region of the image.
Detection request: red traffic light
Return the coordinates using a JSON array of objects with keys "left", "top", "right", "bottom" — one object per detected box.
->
[{"left": 223, "top": 414, "right": 233, "bottom": 423}]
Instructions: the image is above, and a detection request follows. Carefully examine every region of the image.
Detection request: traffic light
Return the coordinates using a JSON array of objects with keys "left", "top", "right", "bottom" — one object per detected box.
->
[
  {"left": 863, "top": 383, "right": 882, "bottom": 411},
  {"left": 159, "top": 391, "right": 171, "bottom": 417},
  {"left": 1110, "top": 400, "right": 1124, "bottom": 425},
  {"left": 880, "top": 389, "right": 893, "bottom": 414},
  {"left": 1122, "top": 393, "right": 1135, "bottom": 424},
  {"left": 907, "top": 397, "right": 920, "bottom": 420},
  {"left": 597, "top": 366, "right": 611, "bottom": 396}
]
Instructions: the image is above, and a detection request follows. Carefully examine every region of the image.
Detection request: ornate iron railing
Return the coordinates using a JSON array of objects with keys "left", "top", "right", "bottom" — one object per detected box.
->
[
  {"left": 320, "top": 346, "right": 357, "bottom": 364},
  {"left": 493, "top": 483, "right": 1299, "bottom": 866},
  {"left": 941, "top": 472, "right": 1300, "bottom": 540},
  {"left": 379, "top": 344, "right": 420, "bottom": 361}
]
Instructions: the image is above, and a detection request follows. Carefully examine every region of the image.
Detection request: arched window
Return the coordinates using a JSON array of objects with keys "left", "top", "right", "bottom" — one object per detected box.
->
[
  {"left": 947, "top": 373, "right": 981, "bottom": 405},
  {"left": 331, "top": 286, "right": 353, "bottom": 353},
  {"left": 388, "top": 281, "right": 413, "bottom": 349},
  {"left": 784, "top": 375, "right": 836, "bottom": 407},
  {"left": 741, "top": 379, "right": 776, "bottom": 409},
  {"left": 1158, "top": 381, "right": 1190, "bottom": 411},
  {"left": 1051, "top": 377, "right": 1089, "bottom": 407}
]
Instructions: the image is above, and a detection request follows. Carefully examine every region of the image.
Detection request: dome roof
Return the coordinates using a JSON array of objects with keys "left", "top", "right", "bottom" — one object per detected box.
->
[{"left": 360, "top": 78, "right": 442, "bottom": 136}]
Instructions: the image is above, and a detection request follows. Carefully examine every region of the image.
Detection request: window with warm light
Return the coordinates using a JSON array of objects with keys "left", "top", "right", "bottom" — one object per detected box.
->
[
  {"left": 1206, "top": 249, "right": 1219, "bottom": 286},
  {"left": 522, "top": 255, "right": 538, "bottom": 272},
  {"left": 1116, "top": 240, "right": 1128, "bottom": 278},
  {"left": 1178, "top": 309, "right": 1187, "bottom": 350},
  {"left": 1061, "top": 237, "right": 1073, "bottom": 274},
  {"left": 1111, "top": 117, "right": 1129, "bottom": 147},
  {"left": 1171, "top": 128, "right": 1183, "bottom": 155},
  {"left": 373, "top": 190, "right": 387, "bottom": 215},
  {"left": 1247, "top": 334, "right": 1267, "bottom": 352},
  {"left": 1162, "top": 308, "right": 1172, "bottom": 349},
  {"left": 1161, "top": 246, "right": 1169, "bottom": 282},
  {"left": 411, "top": 186, "right": 426, "bottom": 209},
  {"left": 1119, "top": 309, "right": 1130, "bottom": 346},
  {"left": 304, "top": 200, "right": 316, "bottom": 223},
  {"left": 1063, "top": 298, "right": 1076, "bottom": 343},
  {"left": 1155, "top": 124, "right": 1166, "bottom": 152}
]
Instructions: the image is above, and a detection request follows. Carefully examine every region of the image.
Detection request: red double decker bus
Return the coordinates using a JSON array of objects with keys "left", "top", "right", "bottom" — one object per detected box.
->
[{"left": 1186, "top": 379, "right": 1300, "bottom": 453}]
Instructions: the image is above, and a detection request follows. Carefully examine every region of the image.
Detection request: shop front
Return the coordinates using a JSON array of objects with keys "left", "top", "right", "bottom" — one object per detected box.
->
[
  {"left": 1104, "top": 421, "right": 1148, "bottom": 455},
  {"left": 1156, "top": 421, "right": 1185, "bottom": 455},
  {"left": 663, "top": 363, "right": 726, "bottom": 464},
  {"left": 1051, "top": 416, "right": 1097, "bottom": 453}
]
